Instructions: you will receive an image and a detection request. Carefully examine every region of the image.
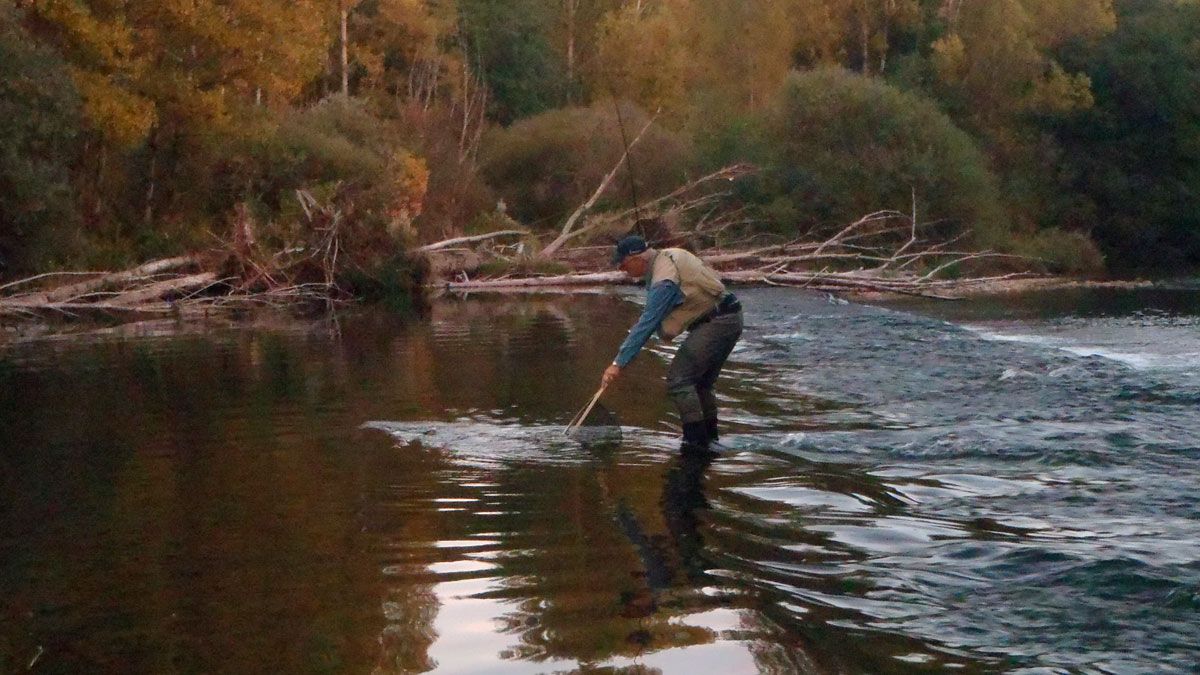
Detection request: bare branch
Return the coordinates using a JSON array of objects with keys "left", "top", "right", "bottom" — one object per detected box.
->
[
  {"left": 417, "top": 230, "right": 527, "bottom": 252},
  {"left": 540, "top": 110, "right": 660, "bottom": 258}
]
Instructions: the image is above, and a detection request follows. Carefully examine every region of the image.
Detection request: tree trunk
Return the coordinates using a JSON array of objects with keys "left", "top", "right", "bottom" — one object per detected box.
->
[
  {"left": 565, "top": 0, "right": 577, "bottom": 99},
  {"left": 143, "top": 131, "right": 157, "bottom": 228},
  {"left": 539, "top": 112, "right": 657, "bottom": 259},
  {"left": 417, "top": 230, "right": 526, "bottom": 253},
  {"left": 860, "top": 17, "right": 871, "bottom": 75},
  {"left": 441, "top": 271, "right": 625, "bottom": 291},
  {"left": 340, "top": 0, "right": 349, "bottom": 96}
]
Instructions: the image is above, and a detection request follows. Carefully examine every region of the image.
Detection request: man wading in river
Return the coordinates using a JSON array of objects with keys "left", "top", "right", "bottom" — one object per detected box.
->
[{"left": 601, "top": 235, "right": 743, "bottom": 450}]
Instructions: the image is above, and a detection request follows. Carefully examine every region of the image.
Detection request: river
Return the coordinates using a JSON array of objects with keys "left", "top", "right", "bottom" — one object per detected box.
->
[{"left": 1, "top": 285, "right": 1198, "bottom": 673}]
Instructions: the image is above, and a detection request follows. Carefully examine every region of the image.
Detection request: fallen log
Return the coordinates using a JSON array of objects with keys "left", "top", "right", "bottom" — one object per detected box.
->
[
  {"left": 721, "top": 271, "right": 961, "bottom": 299},
  {"left": 0, "top": 271, "right": 109, "bottom": 295},
  {"left": 0, "top": 302, "right": 177, "bottom": 319},
  {"left": 432, "top": 266, "right": 1029, "bottom": 300},
  {"left": 109, "top": 272, "right": 220, "bottom": 306},
  {"left": 417, "top": 230, "right": 527, "bottom": 253},
  {"left": 1, "top": 256, "right": 198, "bottom": 307},
  {"left": 440, "top": 271, "right": 626, "bottom": 291}
]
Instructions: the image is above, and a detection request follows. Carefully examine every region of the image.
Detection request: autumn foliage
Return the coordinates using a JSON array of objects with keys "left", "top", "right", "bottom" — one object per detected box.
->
[{"left": 2, "top": 0, "right": 1198, "bottom": 278}]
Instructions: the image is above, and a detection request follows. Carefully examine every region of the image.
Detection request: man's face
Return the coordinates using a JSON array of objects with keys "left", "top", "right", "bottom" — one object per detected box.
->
[{"left": 619, "top": 252, "right": 647, "bottom": 279}]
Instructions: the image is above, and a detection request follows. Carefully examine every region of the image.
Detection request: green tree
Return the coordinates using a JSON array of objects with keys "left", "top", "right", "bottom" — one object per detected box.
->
[
  {"left": 457, "top": 0, "right": 570, "bottom": 123},
  {"left": 0, "top": 6, "right": 83, "bottom": 272},
  {"left": 928, "top": 0, "right": 1115, "bottom": 137},
  {"left": 1051, "top": 0, "right": 1200, "bottom": 270}
]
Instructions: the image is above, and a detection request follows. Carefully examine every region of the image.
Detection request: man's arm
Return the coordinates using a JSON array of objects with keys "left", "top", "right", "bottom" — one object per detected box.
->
[{"left": 603, "top": 280, "right": 684, "bottom": 385}]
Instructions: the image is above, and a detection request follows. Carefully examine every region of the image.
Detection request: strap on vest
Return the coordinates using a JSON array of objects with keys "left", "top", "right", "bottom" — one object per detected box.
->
[{"left": 663, "top": 251, "right": 722, "bottom": 301}]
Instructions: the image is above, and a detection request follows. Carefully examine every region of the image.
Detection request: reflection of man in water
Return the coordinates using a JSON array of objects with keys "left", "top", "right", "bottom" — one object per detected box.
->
[
  {"left": 601, "top": 235, "right": 743, "bottom": 450},
  {"left": 614, "top": 451, "right": 715, "bottom": 618}
]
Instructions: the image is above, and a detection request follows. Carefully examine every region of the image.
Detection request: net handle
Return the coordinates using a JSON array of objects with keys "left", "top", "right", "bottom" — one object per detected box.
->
[{"left": 565, "top": 383, "right": 609, "bottom": 434}]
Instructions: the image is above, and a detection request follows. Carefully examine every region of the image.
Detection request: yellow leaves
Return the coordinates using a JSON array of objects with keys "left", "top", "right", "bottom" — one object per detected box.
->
[
  {"left": 594, "top": 4, "right": 691, "bottom": 116},
  {"left": 208, "top": 0, "right": 331, "bottom": 103},
  {"left": 933, "top": 0, "right": 1113, "bottom": 132},
  {"left": 791, "top": 0, "right": 850, "bottom": 65},
  {"left": 377, "top": 0, "right": 449, "bottom": 46},
  {"left": 685, "top": 0, "right": 798, "bottom": 107},
  {"left": 33, "top": 0, "right": 137, "bottom": 68},
  {"left": 931, "top": 33, "right": 968, "bottom": 84},
  {"left": 1028, "top": 63, "right": 1094, "bottom": 113},
  {"left": 594, "top": 0, "right": 801, "bottom": 120},
  {"left": 69, "top": 67, "right": 156, "bottom": 148},
  {"left": 351, "top": 44, "right": 387, "bottom": 86},
  {"left": 386, "top": 152, "right": 430, "bottom": 239},
  {"left": 173, "top": 86, "right": 234, "bottom": 133},
  {"left": 1025, "top": 0, "right": 1116, "bottom": 48},
  {"left": 351, "top": 0, "right": 461, "bottom": 95}
]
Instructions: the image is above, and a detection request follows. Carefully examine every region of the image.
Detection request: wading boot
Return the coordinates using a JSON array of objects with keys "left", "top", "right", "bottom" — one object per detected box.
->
[
  {"left": 681, "top": 421, "right": 711, "bottom": 454},
  {"left": 704, "top": 417, "right": 720, "bottom": 443}
]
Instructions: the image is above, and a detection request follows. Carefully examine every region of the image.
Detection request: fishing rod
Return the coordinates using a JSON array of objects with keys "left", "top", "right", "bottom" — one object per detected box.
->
[{"left": 610, "top": 95, "right": 645, "bottom": 230}]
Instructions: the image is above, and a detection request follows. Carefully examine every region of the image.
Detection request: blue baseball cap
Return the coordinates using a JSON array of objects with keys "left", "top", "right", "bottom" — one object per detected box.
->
[{"left": 611, "top": 235, "right": 648, "bottom": 265}]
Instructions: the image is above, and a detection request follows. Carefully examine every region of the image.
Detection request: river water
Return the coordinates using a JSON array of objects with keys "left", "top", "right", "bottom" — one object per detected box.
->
[{"left": 1, "top": 286, "right": 1197, "bottom": 673}]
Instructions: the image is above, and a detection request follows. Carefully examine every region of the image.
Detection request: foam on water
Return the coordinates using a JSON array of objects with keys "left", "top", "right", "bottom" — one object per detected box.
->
[
  {"left": 362, "top": 420, "right": 646, "bottom": 467},
  {"left": 961, "top": 310, "right": 1200, "bottom": 373}
]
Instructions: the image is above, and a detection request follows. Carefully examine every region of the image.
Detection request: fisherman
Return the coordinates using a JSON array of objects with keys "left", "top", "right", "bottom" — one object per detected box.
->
[{"left": 601, "top": 235, "right": 743, "bottom": 450}]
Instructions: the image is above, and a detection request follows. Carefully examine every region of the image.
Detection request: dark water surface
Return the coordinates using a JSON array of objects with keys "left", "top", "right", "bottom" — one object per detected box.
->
[{"left": 2, "top": 287, "right": 1198, "bottom": 673}]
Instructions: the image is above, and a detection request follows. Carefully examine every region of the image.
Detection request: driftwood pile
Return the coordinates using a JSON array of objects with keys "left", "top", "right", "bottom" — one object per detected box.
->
[
  {"left": 0, "top": 253, "right": 349, "bottom": 321},
  {"left": 415, "top": 129, "right": 1048, "bottom": 297},
  {"left": 0, "top": 256, "right": 218, "bottom": 320},
  {"left": 428, "top": 175, "right": 1047, "bottom": 299},
  {"left": 413, "top": 121, "right": 1046, "bottom": 299},
  {"left": 0, "top": 190, "right": 357, "bottom": 322},
  {"left": 1, "top": 161, "right": 1052, "bottom": 326}
]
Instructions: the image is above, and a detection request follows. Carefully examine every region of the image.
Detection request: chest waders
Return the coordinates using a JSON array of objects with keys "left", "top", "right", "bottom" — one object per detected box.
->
[{"left": 651, "top": 250, "right": 743, "bottom": 448}]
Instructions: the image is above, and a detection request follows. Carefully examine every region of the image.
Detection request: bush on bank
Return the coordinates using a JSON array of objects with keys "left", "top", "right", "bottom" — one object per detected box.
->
[
  {"left": 764, "top": 68, "right": 1008, "bottom": 245},
  {"left": 480, "top": 102, "right": 693, "bottom": 229}
]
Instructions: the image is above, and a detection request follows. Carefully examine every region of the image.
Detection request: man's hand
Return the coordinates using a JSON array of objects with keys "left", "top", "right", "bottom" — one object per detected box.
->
[{"left": 602, "top": 364, "right": 622, "bottom": 388}]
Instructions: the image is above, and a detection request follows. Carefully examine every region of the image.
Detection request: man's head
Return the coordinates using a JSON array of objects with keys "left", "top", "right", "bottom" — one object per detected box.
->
[{"left": 612, "top": 235, "right": 651, "bottom": 279}]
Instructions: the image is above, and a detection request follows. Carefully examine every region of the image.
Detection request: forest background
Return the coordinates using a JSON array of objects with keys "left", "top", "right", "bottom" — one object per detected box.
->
[{"left": 3, "top": 0, "right": 1199, "bottom": 286}]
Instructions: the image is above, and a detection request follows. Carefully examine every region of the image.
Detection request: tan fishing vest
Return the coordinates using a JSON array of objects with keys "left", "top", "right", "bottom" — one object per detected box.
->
[{"left": 649, "top": 248, "right": 726, "bottom": 339}]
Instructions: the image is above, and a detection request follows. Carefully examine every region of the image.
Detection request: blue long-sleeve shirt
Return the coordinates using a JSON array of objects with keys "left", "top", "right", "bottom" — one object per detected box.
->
[{"left": 613, "top": 280, "right": 685, "bottom": 367}]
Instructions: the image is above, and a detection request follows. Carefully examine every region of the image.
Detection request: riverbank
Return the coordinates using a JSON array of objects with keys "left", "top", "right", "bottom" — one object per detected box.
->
[
  {"left": 0, "top": 247, "right": 1151, "bottom": 337},
  {"left": 0, "top": 202, "right": 1154, "bottom": 334}
]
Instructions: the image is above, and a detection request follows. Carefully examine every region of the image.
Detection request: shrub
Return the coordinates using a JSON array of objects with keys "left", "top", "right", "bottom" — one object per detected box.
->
[
  {"left": 480, "top": 102, "right": 693, "bottom": 229},
  {"left": 339, "top": 251, "right": 430, "bottom": 313},
  {"left": 200, "top": 98, "right": 432, "bottom": 306},
  {"left": 215, "top": 98, "right": 395, "bottom": 212},
  {"left": 1014, "top": 228, "right": 1106, "bottom": 275},
  {"left": 755, "top": 67, "right": 1010, "bottom": 247},
  {"left": 210, "top": 96, "right": 428, "bottom": 242},
  {"left": 391, "top": 104, "right": 497, "bottom": 243}
]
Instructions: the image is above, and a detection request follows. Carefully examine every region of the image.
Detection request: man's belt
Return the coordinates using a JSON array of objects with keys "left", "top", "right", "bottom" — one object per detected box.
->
[{"left": 688, "top": 293, "right": 742, "bottom": 331}]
